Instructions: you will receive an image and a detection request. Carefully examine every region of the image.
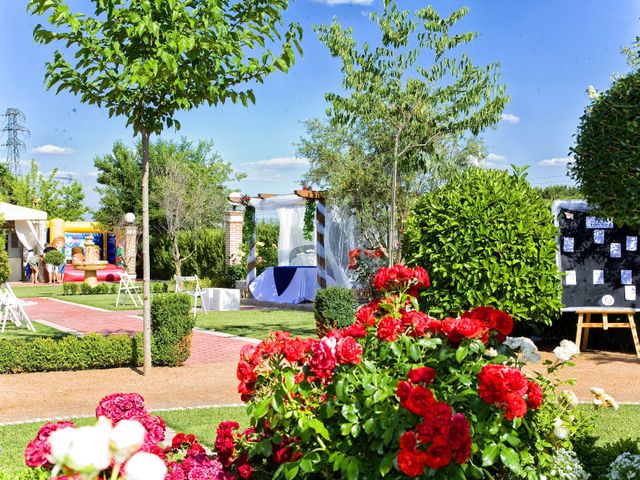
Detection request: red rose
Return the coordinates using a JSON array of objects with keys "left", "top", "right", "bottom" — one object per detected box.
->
[
  {"left": 377, "top": 316, "right": 403, "bottom": 342},
  {"left": 400, "top": 430, "right": 418, "bottom": 451},
  {"left": 492, "top": 310, "right": 514, "bottom": 338},
  {"left": 236, "top": 360, "right": 257, "bottom": 384},
  {"left": 336, "top": 336, "right": 363, "bottom": 365},
  {"left": 342, "top": 322, "right": 367, "bottom": 338},
  {"left": 526, "top": 381, "right": 544, "bottom": 409},
  {"left": 455, "top": 317, "right": 488, "bottom": 340},
  {"left": 504, "top": 392, "right": 528, "bottom": 420},
  {"left": 404, "top": 385, "right": 436, "bottom": 417},
  {"left": 356, "top": 305, "right": 376, "bottom": 326},
  {"left": 424, "top": 438, "right": 452, "bottom": 469},
  {"left": 449, "top": 413, "right": 472, "bottom": 464},
  {"left": 407, "top": 367, "right": 437, "bottom": 385},
  {"left": 417, "top": 402, "right": 452, "bottom": 443},
  {"left": 396, "top": 380, "right": 412, "bottom": 403},
  {"left": 281, "top": 338, "right": 309, "bottom": 363},
  {"left": 441, "top": 317, "right": 463, "bottom": 346},
  {"left": 308, "top": 338, "right": 337, "bottom": 379},
  {"left": 411, "top": 315, "right": 441, "bottom": 337},
  {"left": 502, "top": 368, "right": 528, "bottom": 396},
  {"left": 413, "top": 267, "right": 430, "bottom": 289},
  {"left": 397, "top": 449, "right": 426, "bottom": 478}
]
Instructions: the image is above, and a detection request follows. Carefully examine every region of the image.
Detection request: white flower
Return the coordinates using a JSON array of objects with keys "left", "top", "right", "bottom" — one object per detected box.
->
[
  {"left": 560, "top": 390, "right": 579, "bottom": 407},
  {"left": 110, "top": 420, "right": 146, "bottom": 462},
  {"left": 60, "top": 417, "right": 112, "bottom": 474},
  {"left": 484, "top": 347, "right": 498, "bottom": 358},
  {"left": 554, "top": 340, "right": 580, "bottom": 362},
  {"left": 504, "top": 336, "right": 541, "bottom": 363},
  {"left": 587, "top": 85, "right": 600, "bottom": 100},
  {"left": 48, "top": 427, "right": 76, "bottom": 464},
  {"left": 124, "top": 452, "right": 167, "bottom": 480},
  {"left": 591, "top": 387, "right": 619, "bottom": 410},
  {"left": 553, "top": 418, "right": 570, "bottom": 440}
]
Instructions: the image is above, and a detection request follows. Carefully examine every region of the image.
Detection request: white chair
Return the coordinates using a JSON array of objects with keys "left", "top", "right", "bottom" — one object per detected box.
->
[
  {"left": 0, "top": 284, "right": 35, "bottom": 333},
  {"left": 115, "top": 273, "right": 143, "bottom": 307},
  {"left": 175, "top": 275, "right": 207, "bottom": 316}
]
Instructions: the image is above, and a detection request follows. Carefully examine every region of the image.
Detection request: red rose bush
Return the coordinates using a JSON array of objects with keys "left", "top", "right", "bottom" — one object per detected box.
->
[{"left": 219, "top": 264, "right": 560, "bottom": 479}]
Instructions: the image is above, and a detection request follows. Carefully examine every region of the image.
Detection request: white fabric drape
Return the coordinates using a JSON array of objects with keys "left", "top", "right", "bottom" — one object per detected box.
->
[
  {"left": 277, "top": 206, "right": 315, "bottom": 267},
  {"left": 324, "top": 206, "right": 358, "bottom": 288},
  {"left": 14, "top": 220, "right": 46, "bottom": 253}
]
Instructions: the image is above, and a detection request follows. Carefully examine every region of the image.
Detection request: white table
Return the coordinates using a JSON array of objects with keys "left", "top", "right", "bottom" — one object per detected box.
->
[
  {"left": 202, "top": 288, "right": 240, "bottom": 311},
  {"left": 249, "top": 266, "right": 318, "bottom": 304}
]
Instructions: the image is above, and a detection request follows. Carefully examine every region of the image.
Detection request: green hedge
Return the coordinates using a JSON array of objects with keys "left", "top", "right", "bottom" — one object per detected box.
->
[
  {"left": 0, "top": 294, "right": 195, "bottom": 373},
  {"left": 404, "top": 167, "right": 563, "bottom": 325},
  {"left": 0, "top": 229, "right": 9, "bottom": 284},
  {"left": 62, "top": 281, "right": 169, "bottom": 295},
  {"left": 151, "top": 293, "right": 195, "bottom": 366},
  {"left": 314, "top": 287, "right": 355, "bottom": 337},
  {"left": 0, "top": 469, "right": 49, "bottom": 480},
  {"left": 0, "top": 333, "right": 142, "bottom": 374}
]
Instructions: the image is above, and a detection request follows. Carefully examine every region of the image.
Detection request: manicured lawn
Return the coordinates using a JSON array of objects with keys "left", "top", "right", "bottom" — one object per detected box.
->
[
  {"left": 586, "top": 404, "right": 640, "bottom": 445},
  {"left": 58, "top": 294, "right": 142, "bottom": 311},
  {"left": 11, "top": 285, "right": 63, "bottom": 298},
  {"left": 0, "top": 406, "right": 247, "bottom": 476},
  {"left": 196, "top": 309, "right": 315, "bottom": 339},
  {"left": 0, "top": 321, "right": 67, "bottom": 340}
]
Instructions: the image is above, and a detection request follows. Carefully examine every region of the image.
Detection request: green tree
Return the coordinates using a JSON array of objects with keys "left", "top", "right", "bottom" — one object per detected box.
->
[
  {"left": 154, "top": 141, "right": 238, "bottom": 277},
  {"left": 11, "top": 160, "right": 89, "bottom": 220},
  {"left": 299, "top": 119, "right": 485, "bottom": 252},
  {"left": 315, "top": 1, "right": 508, "bottom": 264},
  {"left": 536, "top": 184, "right": 583, "bottom": 203},
  {"left": 570, "top": 69, "right": 640, "bottom": 229},
  {"left": 404, "top": 167, "right": 562, "bottom": 326},
  {"left": 29, "top": 0, "right": 302, "bottom": 374},
  {"left": 0, "top": 217, "right": 10, "bottom": 284}
]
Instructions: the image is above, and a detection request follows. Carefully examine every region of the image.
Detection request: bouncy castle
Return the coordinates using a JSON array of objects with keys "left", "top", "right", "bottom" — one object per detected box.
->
[{"left": 49, "top": 219, "right": 125, "bottom": 282}]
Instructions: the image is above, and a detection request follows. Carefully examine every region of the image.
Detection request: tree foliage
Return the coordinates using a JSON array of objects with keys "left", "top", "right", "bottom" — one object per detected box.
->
[
  {"left": 28, "top": 0, "right": 302, "bottom": 373},
  {"left": 0, "top": 219, "right": 9, "bottom": 284},
  {"left": 312, "top": 1, "right": 508, "bottom": 262},
  {"left": 569, "top": 69, "right": 640, "bottom": 230},
  {"left": 404, "top": 167, "right": 562, "bottom": 325},
  {"left": 10, "top": 160, "right": 89, "bottom": 220},
  {"left": 536, "top": 184, "right": 583, "bottom": 203}
]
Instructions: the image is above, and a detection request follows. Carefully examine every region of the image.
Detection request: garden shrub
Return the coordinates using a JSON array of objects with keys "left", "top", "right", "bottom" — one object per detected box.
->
[
  {"left": 0, "top": 333, "right": 142, "bottom": 374},
  {"left": 574, "top": 436, "right": 640, "bottom": 479},
  {"left": 43, "top": 250, "right": 65, "bottom": 266},
  {"left": 313, "top": 286, "right": 355, "bottom": 337},
  {"left": 0, "top": 469, "right": 49, "bottom": 480},
  {"left": 404, "top": 167, "right": 563, "bottom": 325},
  {"left": 0, "top": 230, "right": 9, "bottom": 284},
  {"left": 150, "top": 293, "right": 195, "bottom": 366},
  {"left": 80, "top": 282, "right": 93, "bottom": 295},
  {"left": 62, "top": 283, "right": 80, "bottom": 295}
]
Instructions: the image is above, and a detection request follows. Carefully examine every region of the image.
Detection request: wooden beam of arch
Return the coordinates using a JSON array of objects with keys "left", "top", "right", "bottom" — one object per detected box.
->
[{"left": 294, "top": 189, "right": 325, "bottom": 200}]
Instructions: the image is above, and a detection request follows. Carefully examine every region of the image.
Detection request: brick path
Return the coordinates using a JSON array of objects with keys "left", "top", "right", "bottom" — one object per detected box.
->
[{"left": 22, "top": 297, "right": 257, "bottom": 365}]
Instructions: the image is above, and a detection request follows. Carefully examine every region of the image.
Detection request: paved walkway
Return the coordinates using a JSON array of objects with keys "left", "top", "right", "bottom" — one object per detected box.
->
[{"left": 22, "top": 297, "right": 257, "bottom": 365}]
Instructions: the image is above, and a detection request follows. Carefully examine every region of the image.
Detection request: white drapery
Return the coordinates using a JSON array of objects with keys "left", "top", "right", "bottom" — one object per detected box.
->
[
  {"left": 277, "top": 206, "right": 315, "bottom": 267},
  {"left": 13, "top": 220, "right": 47, "bottom": 253}
]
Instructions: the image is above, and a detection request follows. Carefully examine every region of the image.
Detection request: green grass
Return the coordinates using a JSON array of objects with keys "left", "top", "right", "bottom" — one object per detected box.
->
[
  {"left": 195, "top": 309, "right": 315, "bottom": 339},
  {"left": 0, "top": 321, "right": 67, "bottom": 341},
  {"left": 0, "top": 406, "right": 247, "bottom": 476},
  {"left": 587, "top": 404, "right": 640, "bottom": 445},
  {"left": 11, "top": 285, "right": 63, "bottom": 298},
  {"left": 58, "top": 294, "right": 142, "bottom": 311}
]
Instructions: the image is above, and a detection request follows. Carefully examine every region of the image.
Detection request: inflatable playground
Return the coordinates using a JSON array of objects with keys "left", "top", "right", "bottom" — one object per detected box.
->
[{"left": 49, "top": 219, "right": 126, "bottom": 283}]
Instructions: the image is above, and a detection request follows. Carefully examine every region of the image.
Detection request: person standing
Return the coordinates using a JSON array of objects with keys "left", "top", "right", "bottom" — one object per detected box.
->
[
  {"left": 27, "top": 249, "right": 40, "bottom": 284},
  {"left": 52, "top": 236, "right": 66, "bottom": 284}
]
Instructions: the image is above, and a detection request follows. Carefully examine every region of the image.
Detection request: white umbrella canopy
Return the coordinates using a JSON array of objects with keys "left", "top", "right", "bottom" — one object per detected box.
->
[
  {"left": 0, "top": 203, "right": 48, "bottom": 252},
  {"left": 0, "top": 202, "right": 48, "bottom": 221}
]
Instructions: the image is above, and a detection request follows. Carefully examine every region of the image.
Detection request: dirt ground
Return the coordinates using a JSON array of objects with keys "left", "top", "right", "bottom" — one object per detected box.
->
[
  {"left": 0, "top": 362, "right": 241, "bottom": 424},
  {"left": 1, "top": 349, "right": 640, "bottom": 424}
]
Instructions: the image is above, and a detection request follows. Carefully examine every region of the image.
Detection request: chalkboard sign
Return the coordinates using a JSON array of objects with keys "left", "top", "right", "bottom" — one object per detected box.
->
[{"left": 554, "top": 200, "right": 640, "bottom": 308}]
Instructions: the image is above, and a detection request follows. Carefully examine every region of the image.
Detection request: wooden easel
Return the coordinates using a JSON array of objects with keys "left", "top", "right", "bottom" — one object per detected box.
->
[{"left": 562, "top": 307, "right": 640, "bottom": 358}]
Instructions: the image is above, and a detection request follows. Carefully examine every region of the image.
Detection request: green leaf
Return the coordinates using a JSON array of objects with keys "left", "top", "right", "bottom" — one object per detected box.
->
[
  {"left": 500, "top": 446, "right": 521, "bottom": 475},
  {"left": 456, "top": 344, "right": 468, "bottom": 363},
  {"left": 481, "top": 443, "right": 500, "bottom": 467}
]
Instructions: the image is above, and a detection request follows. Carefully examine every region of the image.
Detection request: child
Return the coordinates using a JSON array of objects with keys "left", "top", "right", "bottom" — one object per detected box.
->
[{"left": 27, "top": 250, "right": 40, "bottom": 284}]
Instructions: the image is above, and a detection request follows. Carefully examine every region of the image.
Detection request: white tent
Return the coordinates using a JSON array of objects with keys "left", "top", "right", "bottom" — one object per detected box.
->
[{"left": 0, "top": 202, "right": 48, "bottom": 253}]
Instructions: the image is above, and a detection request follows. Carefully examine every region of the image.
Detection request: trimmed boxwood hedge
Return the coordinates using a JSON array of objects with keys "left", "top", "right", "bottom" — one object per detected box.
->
[
  {"left": 314, "top": 287, "right": 355, "bottom": 337},
  {"left": 0, "top": 293, "right": 195, "bottom": 373}
]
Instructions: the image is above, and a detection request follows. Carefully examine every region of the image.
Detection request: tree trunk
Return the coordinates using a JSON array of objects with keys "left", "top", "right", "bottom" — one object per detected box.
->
[
  {"left": 141, "top": 130, "right": 152, "bottom": 376},
  {"left": 389, "top": 155, "right": 398, "bottom": 267},
  {"left": 172, "top": 235, "right": 182, "bottom": 278}
]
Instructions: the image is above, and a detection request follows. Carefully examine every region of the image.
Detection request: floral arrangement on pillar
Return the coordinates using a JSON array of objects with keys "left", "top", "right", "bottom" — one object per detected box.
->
[{"left": 241, "top": 194, "right": 255, "bottom": 244}]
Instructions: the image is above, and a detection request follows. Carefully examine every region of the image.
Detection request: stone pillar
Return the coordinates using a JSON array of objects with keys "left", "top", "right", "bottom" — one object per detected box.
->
[
  {"left": 124, "top": 225, "right": 137, "bottom": 276},
  {"left": 225, "top": 210, "right": 244, "bottom": 265}
]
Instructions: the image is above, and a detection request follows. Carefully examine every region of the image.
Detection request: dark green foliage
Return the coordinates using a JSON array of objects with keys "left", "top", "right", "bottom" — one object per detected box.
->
[
  {"left": 314, "top": 287, "right": 355, "bottom": 337},
  {"left": 245, "top": 222, "right": 279, "bottom": 275},
  {"left": 574, "top": 435, "right": 640, "bottom": 479},
  {"left": 43, "top": 250, "right": 65, "bottom": 266},
  {"left": 0, "top": 333, "right": 142, "bottom": 374},
  {"left": 570, "top": 70, "right": 640, "bottom": 230},
  {"left": 80, "top": 282, "right": 93, "bottom": 295},
  {"left": 62, "top": 282, "right": 79, "bottom": 295},
  {"left": 0, "top": 231, "right": 9, "bottom": 284},
  {"left": 151, "top": 293, "right": 195, "bottom": 366},
  {"left": 151, "top": 281, "right": 170, "bottom": 294},
  {"left": 537, "top": 184, "right": 583, "bottom": 202},
  {"left": 404, "top": 167, "right": 563, "bottom": 325}
]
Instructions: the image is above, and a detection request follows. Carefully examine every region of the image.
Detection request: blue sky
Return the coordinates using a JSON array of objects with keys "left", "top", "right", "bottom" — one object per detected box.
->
[{"left": 1, "top": 0, "right": 638, "bottom": 213}]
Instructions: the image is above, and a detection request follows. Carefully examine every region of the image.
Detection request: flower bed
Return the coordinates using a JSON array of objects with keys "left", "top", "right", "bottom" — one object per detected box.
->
[{"left": 22, "top": 264, "right": 633, "bottom": 479}]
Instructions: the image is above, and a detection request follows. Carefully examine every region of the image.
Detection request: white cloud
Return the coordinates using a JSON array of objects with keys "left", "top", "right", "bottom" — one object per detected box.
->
[
  {"left": 242, "top": 156, "right": 310, "bottom": 168},
  {"left": 500, "top": 113, "right": 520, "bottom": 124},
  {"left": 487, "top": 153, "right": 507, "bottom": 162},
  {"left": 237, "top": 156, "right": 310, "bottom": 182},
  {"left": 538, "top": 156, "right": 574, "bottom": 167},
  {"left": 315, "top": 0, "right": 374, "bottom": 5},
  {"left": 31, "top": 144, "right": 75, "bottom": 155}
]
